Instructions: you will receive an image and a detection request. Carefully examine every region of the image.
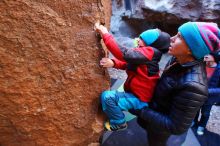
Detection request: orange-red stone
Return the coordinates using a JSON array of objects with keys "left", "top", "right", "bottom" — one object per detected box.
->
[{"left": 0, "top": 0, "right": 111, "bottom": 145}]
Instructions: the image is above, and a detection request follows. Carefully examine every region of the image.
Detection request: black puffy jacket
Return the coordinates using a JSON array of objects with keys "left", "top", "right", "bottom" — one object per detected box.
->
[{"left": 139, "top": 57, "right": 208, "bottom": 135}]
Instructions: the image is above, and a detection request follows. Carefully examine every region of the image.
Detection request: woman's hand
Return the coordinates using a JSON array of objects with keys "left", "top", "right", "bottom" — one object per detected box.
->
[{"left": 100, "top": 58, "right": 114, "bottom": 68}]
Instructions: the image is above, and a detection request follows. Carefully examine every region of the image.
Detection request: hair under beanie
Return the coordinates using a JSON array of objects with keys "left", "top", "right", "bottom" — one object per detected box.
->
[
  {"left": 140, "top": 29, "right": 170, "bottom": 53},
  {"left": 178, "top": 22, "right": 220, "bottom": 60}
]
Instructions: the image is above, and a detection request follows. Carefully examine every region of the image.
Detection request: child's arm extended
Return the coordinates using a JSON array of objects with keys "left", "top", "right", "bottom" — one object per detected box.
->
[
  {"left": 100, "top": 57, "right": 127, "bottom": 70},
  {"left": 103, "top": 34, "right": 157, "bottom": 65},
  {"left": 95, "top": 24, "right": 156, "bottom": 65}
]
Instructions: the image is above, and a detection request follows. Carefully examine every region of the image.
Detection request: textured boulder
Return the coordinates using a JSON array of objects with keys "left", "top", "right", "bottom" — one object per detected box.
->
[
  {"left": 111, "top": 0, "right": 220, "bottom": 36},
  {"left": 140, "top": 0, "right": 220, "bottom": 24},
  {"left": 0, "top": 0, "right": 111, "bottom": 145}
]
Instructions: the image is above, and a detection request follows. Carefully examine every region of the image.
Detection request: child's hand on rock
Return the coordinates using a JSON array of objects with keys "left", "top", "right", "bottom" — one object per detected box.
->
[
  {"left": 100, "top": 58, "right": 114, "bottom": 68},
  {"left": 94, "top": 22, "right": 108, "bottom": 36}
]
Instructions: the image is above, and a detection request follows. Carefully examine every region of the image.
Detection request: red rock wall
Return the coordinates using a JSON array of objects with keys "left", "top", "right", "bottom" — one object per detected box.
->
[{"left": 0, "top": 0, "right": 111, "bottom": 145}]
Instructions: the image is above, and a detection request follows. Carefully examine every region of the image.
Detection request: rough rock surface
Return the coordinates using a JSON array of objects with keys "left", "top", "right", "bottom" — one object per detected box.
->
[
  {"left": 0, "top": 0, "right": 111, "bottom": 146},
  {"left": 137, "top": 0, "right": 220, "bottom": 23}
]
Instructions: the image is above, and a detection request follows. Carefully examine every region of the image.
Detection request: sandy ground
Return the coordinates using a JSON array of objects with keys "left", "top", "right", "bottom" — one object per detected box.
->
[{"left": 206, "top": 106, "right": 220, "bottom": 135}]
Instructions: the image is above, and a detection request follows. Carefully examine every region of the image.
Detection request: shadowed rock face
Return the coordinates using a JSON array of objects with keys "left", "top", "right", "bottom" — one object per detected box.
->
[
  {"left": 120, "top": 0, "right": 220, "bottom": 22},
  {"left": 111, "top": 0, "right": 220, "bottom": 38},
  {"left": 141, "top": 0, "right": 220, "bottom": 24},
  {"left": 0, "top": 0, "right": 111, "bottom": 145},
  {"left": 109, "top": 0, "right": 220, "bottom": 52}
]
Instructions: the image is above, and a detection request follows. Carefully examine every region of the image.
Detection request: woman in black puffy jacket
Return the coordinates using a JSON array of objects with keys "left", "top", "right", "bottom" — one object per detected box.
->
[{"left": 131, "top": 22, "right": 220, "bottom": 146}]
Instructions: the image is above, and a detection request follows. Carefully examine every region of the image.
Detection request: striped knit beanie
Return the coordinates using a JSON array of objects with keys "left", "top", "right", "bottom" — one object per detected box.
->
[{"left": 178, "top": 22, "right": 220, "bottom": 60}]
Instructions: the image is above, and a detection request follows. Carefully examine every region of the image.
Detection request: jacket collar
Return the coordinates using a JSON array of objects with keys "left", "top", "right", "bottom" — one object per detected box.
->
[
  {"left": 181, "top": 59, "right": 203, "bottom": 68},
  {"left": 171, "top": 57, "right": 203, "bottom": 68}
]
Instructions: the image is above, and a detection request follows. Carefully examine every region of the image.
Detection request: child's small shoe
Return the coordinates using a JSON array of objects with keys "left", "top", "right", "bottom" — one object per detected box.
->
[{"left": 104, "top": 121, "right": 127, "bottom": 131}]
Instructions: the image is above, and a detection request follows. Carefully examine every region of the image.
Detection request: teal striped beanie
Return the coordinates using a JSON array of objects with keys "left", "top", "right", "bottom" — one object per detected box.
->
[{"left": 178, "top": 22, "right": 220, "bottom": 60}]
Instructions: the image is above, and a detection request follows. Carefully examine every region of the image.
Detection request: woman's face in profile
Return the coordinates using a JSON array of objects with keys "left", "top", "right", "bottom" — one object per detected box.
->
[{"left": 168, "top": 32, "right": 192, "bottom": 58}]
